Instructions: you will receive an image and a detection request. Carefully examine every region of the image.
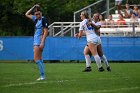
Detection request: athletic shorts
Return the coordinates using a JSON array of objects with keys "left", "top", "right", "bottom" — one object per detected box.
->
[
  {"left": 33, "top": 35, "right": 42, "bottom": 46},
  {"left": 87, "top": 37, "right": 101, "bottom": 45}
]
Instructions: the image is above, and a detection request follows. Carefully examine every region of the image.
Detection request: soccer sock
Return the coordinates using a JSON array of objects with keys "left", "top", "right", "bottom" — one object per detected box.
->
[
  {"left": 36, "top": 60, "right": 44, "bottom": 77},
  {"left": 41, "top": 60, "right": 45, "bottom": 77},
  {"left": 94, "top": 55, "right": 102, "bottom": 68},
  {"left": 85, "top": 55, "right": 91, "bottom": 67},
  {"left": 100, "top": 55, "right": 109, "bottom": 67}
]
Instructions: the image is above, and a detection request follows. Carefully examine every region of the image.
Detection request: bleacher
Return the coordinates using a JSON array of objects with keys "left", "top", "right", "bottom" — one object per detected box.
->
[
  {"left": 100, "top": 9, "right": 140, "bottom": 36},
  {"left": 48, "top": 0, "right": 140, "bottom": 37}
]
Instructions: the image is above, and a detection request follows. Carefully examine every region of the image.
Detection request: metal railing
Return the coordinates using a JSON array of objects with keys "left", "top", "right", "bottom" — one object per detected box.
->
[
  {"left": 48, "top": 0, "right": 140, "bottom": 37},
  {"left": 48, "top": 22, "right": 80, "bottom": 37},
  {"left": 48, "top": 21, "right": 140, "bottom": 37},
  {"left": 100, "top": 23, "right": 140, "bottom": 37},
  {"left": 49, "top": 0, "right": 116, "bottom": 37}
]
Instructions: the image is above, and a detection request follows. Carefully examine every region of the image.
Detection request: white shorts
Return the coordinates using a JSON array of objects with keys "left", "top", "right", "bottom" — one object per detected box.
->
[{"left": 87, "top": 37, "right": 101, "bottom": 45}]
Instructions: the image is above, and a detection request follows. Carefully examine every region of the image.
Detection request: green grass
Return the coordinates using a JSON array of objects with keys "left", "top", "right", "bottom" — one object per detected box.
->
[{"left": 0, "top": 62, "right": 140, "bottom": 93}]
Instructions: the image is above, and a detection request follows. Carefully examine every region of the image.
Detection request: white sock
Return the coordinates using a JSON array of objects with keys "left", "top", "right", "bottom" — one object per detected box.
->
[
  {"left": 94, "top": 55, "right": 102, "bottom": 68},
  {"left": 85, "top": 55, "right": 91, "bottom": 67},
  {"left": 100, "top": 55, "right": 109, "bottom": 67}
]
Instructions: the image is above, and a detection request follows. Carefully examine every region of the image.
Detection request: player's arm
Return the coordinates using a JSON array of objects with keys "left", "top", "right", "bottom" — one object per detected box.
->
[
  {"left": 40, "top": 18, "right": 49, "bottom": 50},
  {"left": 91, "top": 22, "right": 101, "bottom": 30},
  {"left": 41, "top": 28, "right": 48, "bottom": 44},
  {"left": 82, "top": 31, "right": 86, "bottom": 36},
  {"left": 77, "top": 22, "right": 85, "bottom": 38},
  {"left": 75, "top": 31, "right": 86, "bottom": 37},
  {"left": 94, "top": 25, "right": 101, "bottom": 36},
  {"left": 40, "top": 28, "right": 48, "bottom": 50},
  {"left": 25, "top": 5, "right": 39, "bottom": 19},
  {"left": 78, "top": 30, "right": 83, "bottom": 38},
  {"left": 25, "top": 6, "right": 35, "bottom": 19}
]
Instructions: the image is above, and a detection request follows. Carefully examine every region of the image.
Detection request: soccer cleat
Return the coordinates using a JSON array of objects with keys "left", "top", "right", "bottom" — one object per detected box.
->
[
  {"left": 36, "top": 76, "right": 45, "bottom": 81},
  {"left": 98, "top": 67, "right": 104, "bottom": 72},
  {"left": 82, "top": 66, "right": 92, "bottom": 72},
  {"left": 107, "top": 66, "right": 111, "bottom": 71}
]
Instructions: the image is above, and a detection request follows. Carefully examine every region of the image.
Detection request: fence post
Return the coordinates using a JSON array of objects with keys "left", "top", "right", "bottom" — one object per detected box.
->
[
  {"left": 132, "top": 22, "right": 135, "bottom": 37},
  {"left": 53, "top": 27, "right": 54, "bottom": 36},
  {"left": 106, "top": 0, "right": 110, "bottom": 18},
  {"left": 61, "top": 23, "right": 64, "bottom": 36},
  {"left": 71, "top": 29, "right": 73, "bottom": 37},
  {"left": 88, "top": 8, "right": 91, "bottom": 18},
  {"left": 49, "top": 26, "right": 53, "bottom": 36}
]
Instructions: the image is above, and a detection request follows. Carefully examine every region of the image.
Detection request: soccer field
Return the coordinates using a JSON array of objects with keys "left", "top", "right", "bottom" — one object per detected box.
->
[{"left": 0, "top": 62, "right": 140, "bottom": 93}]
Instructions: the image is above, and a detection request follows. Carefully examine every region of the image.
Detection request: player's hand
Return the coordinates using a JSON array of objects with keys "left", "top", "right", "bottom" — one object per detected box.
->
[
  {"left": 87, "top": 21, "right": 92, "bottom": 26},
  {"left": 74, "top": 33, "right": 79, "bottom": 37},
  {"left": 78, "top": 34, "right": 82, "bottom": 39},
  {"left": 40, "top": 43, "right": 44, "bottom": 51}
]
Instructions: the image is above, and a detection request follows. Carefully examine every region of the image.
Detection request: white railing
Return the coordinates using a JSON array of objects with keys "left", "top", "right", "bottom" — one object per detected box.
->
[
  {"left": 48, "top": 21, "right": 140, "bottom": 37},
  {"left": 48, "top": 22, "right": 80, "bottom": 37},
  {"left": 48, "top": 0, "right": 140, "bottom": 37}
]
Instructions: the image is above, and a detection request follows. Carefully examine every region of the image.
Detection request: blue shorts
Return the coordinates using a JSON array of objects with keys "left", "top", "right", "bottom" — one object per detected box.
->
[{"left": 34, "top": 35, "right": 42, "bottom": 46}]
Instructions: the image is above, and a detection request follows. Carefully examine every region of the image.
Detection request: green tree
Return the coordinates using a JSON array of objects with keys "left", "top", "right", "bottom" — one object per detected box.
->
[{"left": 0, "top": 0, "right": 97, "bottom": 36}]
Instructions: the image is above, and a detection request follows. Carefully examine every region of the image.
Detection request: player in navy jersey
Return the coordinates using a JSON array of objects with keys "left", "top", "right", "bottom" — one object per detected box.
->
[{"left": 25, "top": 5, "right": 48, "bottom": 80}]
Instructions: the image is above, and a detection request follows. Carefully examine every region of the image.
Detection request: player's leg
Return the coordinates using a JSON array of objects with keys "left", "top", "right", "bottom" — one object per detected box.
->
[
  {"left": 88, "top": 42, "right": 104, "bottom": 72},
  {"left": 34, "top": 46, "right": 45, "bottom": 80},
  {"left": 83, "top": 46, "right": 92, "bottom": 72},
  {"left": 97, "top": 44, "right": 111, "bottom": 71}
]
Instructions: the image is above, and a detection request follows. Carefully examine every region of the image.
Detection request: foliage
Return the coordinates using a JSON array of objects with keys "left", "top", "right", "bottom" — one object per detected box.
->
[{"left": 0, "top": 0, "right": 97, "bottom": 36}]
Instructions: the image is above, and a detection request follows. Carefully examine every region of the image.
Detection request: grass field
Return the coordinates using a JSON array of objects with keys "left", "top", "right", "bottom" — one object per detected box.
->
[{"left": 0, "top": 62, "right": 140, "bottom": 93}]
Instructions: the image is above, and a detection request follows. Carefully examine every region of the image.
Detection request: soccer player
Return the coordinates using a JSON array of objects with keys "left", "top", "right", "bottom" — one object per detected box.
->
[
  {"left": 25, "top": 5, "right": 48, "bottom": 80},
  {"left": 76, "top": 11, "right": 104, "bottom": 72},
  {"left": 82, "top": 13, "right": 111, "bottom": 72}
]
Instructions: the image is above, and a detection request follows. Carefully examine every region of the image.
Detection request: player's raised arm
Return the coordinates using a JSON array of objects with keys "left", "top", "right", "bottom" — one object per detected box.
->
[{"left": 25, "top": 5, "right": 39, "bottom": 19}]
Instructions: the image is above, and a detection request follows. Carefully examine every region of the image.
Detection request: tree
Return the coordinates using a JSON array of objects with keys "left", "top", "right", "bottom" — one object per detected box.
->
[{"left": 0, "top": 0, "right": 97, "bottom": 36}]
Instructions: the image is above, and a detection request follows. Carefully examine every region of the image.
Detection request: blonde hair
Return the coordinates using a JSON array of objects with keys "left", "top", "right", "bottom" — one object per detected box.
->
[{"left": 81, "top": 11, "right": 89, "bottom": 19}]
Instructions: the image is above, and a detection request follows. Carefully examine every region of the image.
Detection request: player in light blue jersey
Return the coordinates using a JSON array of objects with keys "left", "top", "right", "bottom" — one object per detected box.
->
[{"left": 25, "top": 5, "right": 48, "bottom": 80}]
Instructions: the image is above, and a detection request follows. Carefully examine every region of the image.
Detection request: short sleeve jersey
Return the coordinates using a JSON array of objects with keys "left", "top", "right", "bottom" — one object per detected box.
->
[
  {"left": 79, "top": 19, "right": 99, "bottom": 40},
  {"left": 32, "top": 15, "right": 48, "bottom": 36},
  {"left": 32, "top": 15, "right": 49, "bottom": 45}
]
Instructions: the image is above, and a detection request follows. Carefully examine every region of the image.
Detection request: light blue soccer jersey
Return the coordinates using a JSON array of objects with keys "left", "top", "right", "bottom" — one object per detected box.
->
[{"left": 32, "top": 15, "right": 48, "bottom": 46}]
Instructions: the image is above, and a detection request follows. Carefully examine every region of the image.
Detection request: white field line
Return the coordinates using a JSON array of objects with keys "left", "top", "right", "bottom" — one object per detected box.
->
[
  {"left": 98, "top": 76, "right": 130, "bottom": 80},
  {"left": 2, "top": 80, "right": 75, "bottom": 88},
  {"left": 80, "top": 87, "right": 140, "bottom": 93},
  {"left": 2, "top": 77, "right": 130, "bottom": 88}
]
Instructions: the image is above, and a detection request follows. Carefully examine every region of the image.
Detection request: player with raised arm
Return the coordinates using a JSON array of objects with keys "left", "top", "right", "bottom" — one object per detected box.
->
[
  {"left": 25, "top": 5, "right": 48, "bottom": 80},
  {"left": 76, "top": 11, "right": 104, "bottom": 72}
]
